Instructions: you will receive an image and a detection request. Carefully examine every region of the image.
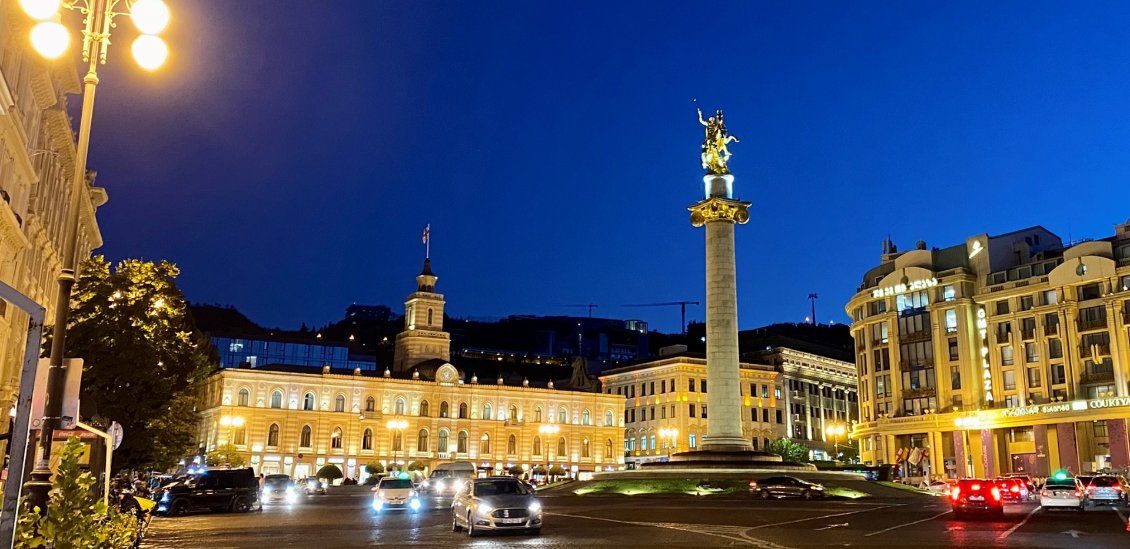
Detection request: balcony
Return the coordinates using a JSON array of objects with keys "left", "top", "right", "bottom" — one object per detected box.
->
[
  {"left": 1081, "top": 370, "right": 1115, "bottom": 385},
  {"left": 899, "top": 330, "right": 932, "bottom": 344},
  {"left": 1078, "top": 318, "right": 1107, "bottom": 332},
  {"left": 1078, "top": 344, "right": 1112, "bottom": 359},
  {"left": 899, "top": 360, "right": 934, "bottom": 372},
  {"left": 902, "top": 387, "right": 936, "bottom": 399}
]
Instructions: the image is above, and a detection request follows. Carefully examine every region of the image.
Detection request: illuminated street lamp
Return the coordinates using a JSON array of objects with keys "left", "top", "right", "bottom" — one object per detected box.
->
[
  {"left": 19, "top": 0, "right": 172, "bottom": 518},
  {"left": 387, "top": 419, "right": 408, "bottom": 469},
  {"left": 825, "top": 423, "right": 847, "bottom": 460},
  {"left": 538, "top": 424, "right": 559, "bottom": 471},
  {"left": 218, "top": 415, "right": 245, "bottom": 447},
  {"left": 658, "top": 428, "right": 678, "bottom": 458}
]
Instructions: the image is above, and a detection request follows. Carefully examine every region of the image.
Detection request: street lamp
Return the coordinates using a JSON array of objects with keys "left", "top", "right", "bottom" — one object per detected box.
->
[
  {"left": 825, "top": 423, "right": 847, "bottom": 461},
  {"left": 658, "top": 428, "right": 678, "bottom": 458},
  {"left": 219, "top": 415, "right": 246, "bottom": 445},
  {"left": 20, "top": 0, "right": 171, "bottom": 516},
  {"left": 538, "top": 424, "right": 559, "bottom": 473},
  {"left": 386, "top": 419, "right": 408, "bottom": 470}
]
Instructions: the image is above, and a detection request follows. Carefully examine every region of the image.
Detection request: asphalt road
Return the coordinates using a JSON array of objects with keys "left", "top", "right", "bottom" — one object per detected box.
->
[{"left": 143, "top": 489, "right": 1130, "bottom": 548}]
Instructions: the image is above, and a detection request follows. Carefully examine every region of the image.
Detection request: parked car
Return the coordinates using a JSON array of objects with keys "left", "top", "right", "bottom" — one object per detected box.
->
[
  {"left": 748, "top": 476, "right": 825, "bottom": 500},
  {"left": 925, "top": 480, "right": 956, "bottom": 496},
  {"left": 1081, "top": 475, "right": 1125, "bottom": 506},
  {"left": 950, "top": 479, "right": 1004, "bottom": 519},
  {"left": 1039, "top": 476, "right": 1084, "bottom": 511},
  {"left": 261, "top": 474, "right": 297, "bottom": 504},
  {"left": 451, "top": 477, "right": 542, "bottom": 536},
  {"left": 155, "top": 468, "right": 259, "bottom": 517},
  {"left": 297, "top": 477, "right": 326, "bottom": 495}
]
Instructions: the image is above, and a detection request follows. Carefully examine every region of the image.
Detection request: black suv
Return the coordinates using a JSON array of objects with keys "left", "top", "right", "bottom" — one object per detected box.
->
[{"left": 156, "top": 468, "right": 259, "bottom": 516}]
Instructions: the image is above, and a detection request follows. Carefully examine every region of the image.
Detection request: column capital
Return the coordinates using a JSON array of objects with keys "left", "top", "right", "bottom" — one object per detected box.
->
[{"left": 688, "top": 197, "right": 752, "bottom": 227}]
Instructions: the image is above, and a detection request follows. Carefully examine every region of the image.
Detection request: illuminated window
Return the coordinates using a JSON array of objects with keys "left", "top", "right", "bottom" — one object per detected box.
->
[
  {"left": 395, "top": 398, "right": 406, "bottom": 415},
  {"left": 1003, "top": 370, "right": 1017, "bottom": 391},
  {"left": 420, "top": 400, "right": 430, "bottom": 417},
  {"left": 479, "top": 434, "right": 490, "bottom": 454},
  {"left": 366, "top": 396, "right": 375, "bottom": 412},
  {"left": 267, "top": 424, "right": 279, "bottom": 447},
  {"left": 483, "top": 403, "right": 493, "bottom": 420},
  {"left": 418, "top": 429, "right": 429, "bottom": 452},
  {"left": 582, "top": 438, "right": 591, "bottom": 458},
  {"left": 335, "top": 394, "right": 346, "bottom": 412},
  {"left": 534, "top": 407, "right": 542, "bottom": 422},
  {"left": 558, "top": 407, "right": 568, "bottom": 424},
  {"left": 438, "top": 430, "right": 449, "bottom": 453},
  {"left": 689, "top": 434, "right": 697, "bottom": 448},
  {"left": 440, "top": 401, "right": 449, "bottom": 418},
  {"left": 533, "top": 436, "right": 542, "bottom": 455},
  {"left": 362, "top": 428, "right": 372, "bottom": 450},
  {"left": 605, "top": 410, "right": 613, "bottom": 426},
  {"left": 233, "top": 425, "right": 246, "bottom": 446},
  {"left": 508, "top": 404, "right": 518, "bottom": 421},
  {"left": 331, "top": 427, "right": 342, "bottom": 449},
  {"left": 942, "top": 285, "right": 956, "bottom": 301},
  {"left": 507, "top": 434, "right": 517, "bottom": 455},
  {"left": 237, "top": 388, "right": 250, "bottom": 407},
  {"left": 303, "top": 392, "right": 315, "bottom": 411},
  {"left": 581, "top": 410, "right": 591, "bottom": 425},
  {"left": 457, "top": 431, "right": 468, "bottom": 453},
  {"left": 270, "top": 390, "right": 283, "bottom": 409},
  {"left": 300, "top": 425, "right": 312, "bottom": 447},
  {"left": 945, "top": 310, "right": 958, "bottom": 333}
]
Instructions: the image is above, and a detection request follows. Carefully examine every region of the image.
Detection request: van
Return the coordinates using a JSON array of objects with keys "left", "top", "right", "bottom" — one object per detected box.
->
[
  {"left": 421, "top": 461, "right": 476, "bottom": 503},
  {"left": 155, "top": 468, "right": 260, "bottom": 516}
]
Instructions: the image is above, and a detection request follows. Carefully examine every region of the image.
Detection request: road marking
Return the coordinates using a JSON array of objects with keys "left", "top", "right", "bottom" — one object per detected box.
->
[
  {"left": 748, "top": 504, "right": 900, "bottom": 531},
  {"left": 863, "top": 510, "right": 950, "bottom": 537},
  {"left": 1060, "top": 529, "right": 1083, "bottom": 538},
  {"left": 547, "top": 512, "right": 794, "bottom": 549},
  {"left": 814, "top": 522, "right": 848, "bottom": 530},
  {"left": 1114, "top": 506, "right": 1128, "bottom": 525},
  {"left": 996, "top": 505, "right": 1040, "bottom": 542}
]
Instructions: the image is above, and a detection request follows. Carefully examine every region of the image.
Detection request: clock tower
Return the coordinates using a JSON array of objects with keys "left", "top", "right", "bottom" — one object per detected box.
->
[{"left": 393, "top": 258, "right": 450, "bottom": 374}]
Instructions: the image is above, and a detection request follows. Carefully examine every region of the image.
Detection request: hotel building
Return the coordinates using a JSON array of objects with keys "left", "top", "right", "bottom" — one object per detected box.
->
[{"left": 846, "top": 221, "right": 1130, "bottom": 478}]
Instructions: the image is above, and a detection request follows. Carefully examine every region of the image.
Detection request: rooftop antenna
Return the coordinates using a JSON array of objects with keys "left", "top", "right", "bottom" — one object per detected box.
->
[{"left": 808, "top": 293, "right": 818, "bottom": 325}]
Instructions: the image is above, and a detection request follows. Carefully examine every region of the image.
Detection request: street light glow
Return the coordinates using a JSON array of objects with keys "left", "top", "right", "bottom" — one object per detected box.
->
[
  {"left": 30, "top": 21, "right": 69, "bottom": 59},
  {"left": 132, "top": 34, "right": 168, "bottom": 71},
  {"left": 131, "top": 0, "right": 170, "bottom": 34},
  {"left": 20, "top": 0, "right": 60, "bottom": 20}
]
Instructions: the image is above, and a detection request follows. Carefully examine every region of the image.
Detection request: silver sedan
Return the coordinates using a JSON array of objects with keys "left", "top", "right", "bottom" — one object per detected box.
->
[{"left": 451, "top": 477, "right": 542, "bottom": 536}]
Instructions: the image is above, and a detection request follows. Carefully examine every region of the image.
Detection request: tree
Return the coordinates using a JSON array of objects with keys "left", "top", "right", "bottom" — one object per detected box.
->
[
  {"left": 317, "top": 464, "right": 343, "bottom": 482},
  {"left": 49, "top": 256, "right": 215, "bottom": 471},
  {"left": 206, "top": 442, "right": 246, "bottom": 468},
  {"left": 507, "top": 465, "right": 524, "bottom": 476},
  {"left": 364, "top": 463, "right": 384, "bottom": 475},
  {"left": 547, "top": 464, "right": 566, "bottom": 479},
  {"left": 407, "top": 460, "right": 427, "bottom": 471},
  {"left": 767, "top": 437, "right": 811, "bottom": 463}
]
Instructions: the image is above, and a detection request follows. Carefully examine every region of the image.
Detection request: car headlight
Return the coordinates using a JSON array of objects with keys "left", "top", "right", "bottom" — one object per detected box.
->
[
  {"left": 477, "top": 503, "right": 494, "bottom": 515},
  {"left": 160, "top": 492, "right": 170, "bottom": 503},
  {"left": 409, "top": 498, "right": 421, "bottom": 510},
  {"left": 421, "top": 480, "right": 430, "bottom": 488},
  {"left": 437, "top": 480, "right": 447, "bottom": 492},
  {"left": 379, "top": 490, "right": 386, "bottom": 498},
  {"left": 286, "top": 487, "right": 296, "bottom": 496},
  {"left": 528, "top": 501, "right": 542, "bottom": 513}
]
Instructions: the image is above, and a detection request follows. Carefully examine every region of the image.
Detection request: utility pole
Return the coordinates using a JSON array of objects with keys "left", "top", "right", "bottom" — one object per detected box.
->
[{"left": 808, "top": 293, "right": 818, "bottom": 325}]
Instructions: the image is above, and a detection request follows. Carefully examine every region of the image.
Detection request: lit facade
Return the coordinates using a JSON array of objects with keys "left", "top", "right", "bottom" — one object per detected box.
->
[
  {"left": 847, "top": 223, "right": 1130, "bottom": 479},
  {"left": 0, "top": 9, "right": 106, "bottom": 447}
]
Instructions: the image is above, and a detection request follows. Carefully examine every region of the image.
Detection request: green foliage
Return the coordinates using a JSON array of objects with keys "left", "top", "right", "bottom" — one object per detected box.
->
[
  {"left": 507, "top": 465, "right": 524, "bottom": 476},
  {"left": 364, "top": 463, "right": 384, "bottom": 475},
  {"left": 317, "top": 464, "right": 343, "bottom": 481},
  {"left": 406, "top": 460, "right": 427, "bottom": 471},
  {"left": 15, "top": 437, "right": 137, "bottom": 549},
  {"left": 49, "top": 256, "right": 216, "bottom": 471},
  {"left": 531, "top": 465, "right": 547, "bottom": 475},
  {"left": 767, "top": 437, "right": 812, "bottom": 463},
  {"left": 206, "top": 442, "right": 246, "bottom": 468},
  {"left": 547, "top": 464, "right": 567, "bottom": 476}
]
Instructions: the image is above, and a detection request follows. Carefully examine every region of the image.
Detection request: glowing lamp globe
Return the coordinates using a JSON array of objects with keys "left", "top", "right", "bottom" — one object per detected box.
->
[
  {"left": 130, "top": 0, "right": 170, "bottom": 34},
  {"left": 132, "top": 34, "right": 168, "bottom": 70},
  {"left": 20, "top": 0, "right": 61, "bottom": 21},
  {"left": 29, "top": 21, "right": 69, "bottom": 59}
]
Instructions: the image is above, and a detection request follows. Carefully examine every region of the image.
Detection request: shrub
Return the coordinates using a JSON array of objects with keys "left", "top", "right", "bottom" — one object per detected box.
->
[
  {"left": 507, "top": 465, "right": 524, "bottom": 476},
  {"left": 206, "top": 442, "right": 246, "bottom": 468},
  {"left": 316, "top": 464, "right": 344, "bottom": 482},
  {"left": 364, "top": 463, "right": 384, "bottom": 475},
  {"left": 407, "top": 460, "right": 427, "bottom": 471}
]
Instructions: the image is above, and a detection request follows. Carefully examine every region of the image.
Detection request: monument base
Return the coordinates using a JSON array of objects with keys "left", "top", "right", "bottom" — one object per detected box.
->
[
  {"left": 637, "top": 449, "right": 815, "bottom": 471},
  {"left": 701, "top": 434, "right": 754, "bottom": 453}
]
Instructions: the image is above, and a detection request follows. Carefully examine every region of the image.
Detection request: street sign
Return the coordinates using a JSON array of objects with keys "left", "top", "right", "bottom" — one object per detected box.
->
[{"left": 108, "top": 421, "right": 123, "bottom": 450}]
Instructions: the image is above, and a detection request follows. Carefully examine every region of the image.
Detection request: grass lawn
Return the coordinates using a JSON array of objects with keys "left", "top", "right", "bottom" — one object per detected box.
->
[
  {"left": 876, "top": 481, "right": 940, "bottom": 496},
  {"left": 572, "top": 478, "right": 873, "bottom": 499}
]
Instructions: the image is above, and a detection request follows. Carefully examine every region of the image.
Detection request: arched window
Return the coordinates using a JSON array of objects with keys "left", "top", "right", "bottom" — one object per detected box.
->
[
  {"left": 533, "top": 436, "right": 542, "bottom": 455},
  {"left": 237, "top": 388, "right": 250, "bottom": 407},
  {"left": 427, "top": 308, "right": 433, "bottom": 326},
  {"left": 458, "top": 402, "right": 468, "bottom": 419},
  {"left": 582, "top": 438, "right": 591, "bottom": 458},
  {"left": 392, "top": 431, "right": 403, "bottom": 452},
  {"left": 605, "top": 410, "right": 613, "bottom": 427},
  {"left": 362, "top": 428, "right": 373, "bottom": 450},
  {"left": 534, "top": 407, "right": 542, "bottom": 422},
  {"left": 300, "top": 425, "right": 312, "bottom": 447},
  {"left": 650, "top": 435, "right": 656, "bottom": 451},
  {"left": 582, "top": 409, "right": 591, "bottom": 425},
  {"left": 303, "top": 392, "right": 315, "bottom": 411},
  {"left": 605, "top": 439, "right": 613, "bottom": 459},
  {"left": 457, "top": 431, "right": 468, "bottom": 453},
  {"left": 558, "top": 407, "right": 568, "bottom": 424},
  {"left": 507, "top": 434, "right": 517, "bottom": 455},
  {"left": 557, "top": 436, "right": 567, "bottom": 456},
  {"left": 479, "top": 434, "right": 491, "bottom": 454},
  {"left": 395, "top": 397, "right": 406, "bottom": 415},
  {"left": 420, "top": 400, "right": 430, "bottom": 417},
  {"left": 365, "top": 396, "right": 375, "bottom": 412},
  {"left": 438, "top": 429, "right": 449, "bottom": 453},
  {"left": 233, "top": 425, "right": 246, "bottom": 445},
  {"left": 335, "top": 394, "right": 346, "bottom": 412},
  {"left": 267, "top": 423, "right": 279, "bottom": 447},
  {"left": 440, "top": 401, "right": 450, "bottom": 418},
  {"left": 331, "top": 427, "right": 343, "bottom": 449},
  {"left": 417, "top": 429, "right": 429, "bottom": 452},
  {"left": 483, "top": 403, "right": 493, "bottom": 420},
  {"left": 270, "top": 390, "right": 283, "bottom": 409}
]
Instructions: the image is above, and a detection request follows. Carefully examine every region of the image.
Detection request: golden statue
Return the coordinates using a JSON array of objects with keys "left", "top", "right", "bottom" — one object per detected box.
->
[{"left": 697, "top": 107, "right": 739, "bottom": 175}]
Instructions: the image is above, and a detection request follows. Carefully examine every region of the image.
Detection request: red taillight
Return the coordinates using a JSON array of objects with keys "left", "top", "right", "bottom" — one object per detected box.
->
[
  {"left": 951, "top": 487, "right": 961, "bottom": 501},
  {"left": 991, "top": 487, "right": 1001, "bottom": 501},
  {"left": 749, "top": 482, "right": 757, "bottom": 489},
  {"left": 971, "top": 483, "right": 981, "bottom": 491},
  {"left": 1010, "top": 485, "right": 1019, "bottom": 493}
]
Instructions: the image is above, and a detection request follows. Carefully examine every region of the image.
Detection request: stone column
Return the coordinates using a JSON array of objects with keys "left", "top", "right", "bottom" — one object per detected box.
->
[{"left": 689, "top": 173, "right": 751, "bottom": 452}]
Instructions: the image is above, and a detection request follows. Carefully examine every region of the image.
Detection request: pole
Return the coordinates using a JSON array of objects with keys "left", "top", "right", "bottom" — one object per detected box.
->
[{"left": 24, "top": 4, "right": 104, "bottom": 513}]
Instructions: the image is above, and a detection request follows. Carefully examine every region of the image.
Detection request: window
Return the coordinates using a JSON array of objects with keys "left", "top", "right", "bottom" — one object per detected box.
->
[
  {"left": 558, "top": 407, "right": 568, "bottom": 424},
  {"left": 689, "top": 434, "right": 697, "bottom": 448},
  {"left": 776, "top": 410, "right": 783, "bottom": 423},
  {"left": 1121, "top": 275, "right": 1130, "bottom": 291},
  {"left": 362, "top": 428, "right": 373, "bottom": 450},
  {"left": 1079, "top": 306, "right": 1107, "bottom": 329},
  {"left": 775, "top": 387, "right": 782, "bottom": 399},
  {"left": 871, "top": 322, "right": 889, "bottom": 344},
  {"left": 701, "top": 405, "right": 708, "bottom": 418},
  {"left": 605, "top": 410, "right": 613, "bottom": 426},
  {"left": 951, "top": 365, "right": 962, "bottom": 390},
  {"left": 663, "top": 407, "right": 668, "bottom": 420},
  {"left": 557, "top": 437, "right": 567, "bottom": 456},
  {"left": 700, "top": 379, "right": 707, "bottom": 393},
  {"left": 508, "top": 404, "right": 518, "bottom": 421},
  {"left": 944, "top": 310, "right": 958, "bottom": 333},
  {"left": 996, "top": 300, "right": 1010, "bottom": 315},
  {"left": 1093, "top": 420, "right": 1108, "bottom": 438},
  {"left": 1047, "top": 338, "right": 1063, "bottom": 359},
  {"left": 1021, "top": 317, "right": 1036, "bottom": 339},
  {"left": 395, "top": 398, "right": 406, "bottom": 415},
  {"left": 270, "top": 390, "right": 283, "bottom": 409},
  {"left": 331, "top": 427, "right": 343, "bottom": 449},
  {"left": 457, "top": 431, "right": 468, "bottom": 453},
  {"left": 875, "top": 374, "right": 891, "bottom": 398},
  {"left": 427, "top": 308, "right": 433, "bottom": 326},
  {"left": 533, "top": 436, "right": 542, "bottom": 455},
  {"left": 640, "top": 383, "right": 646, "bottom": 396},
  {"left": 237, "top": 388, "right": 250, "bottom": 407},
  {"left": 582, "top": 438, "right": 591, "bottom": 458},
  {"left": 1024, "top": 342, "right": 1039, "bottom": 362},
  {"left": 629, "top": 409, "right": 635, "bottom": 423},
  {"left": 300, "top": 425, "right": 312, "bottom": 447},
  {"left": 1078, "top": 283, "right": 1102, "bottom": 301},
  {"left": 233, "top": 424, "right": 246, "bottom": 445},
  {"left": 873, "top": 348, "right": 891, "bottom": 371},
  {"left": 459, "top": 402, "right": 468, "bottom": 419},
  {"left": 689, "top": 404, "right": 696, "bottom": 418},
  {"left": 1004, "top": 395, "right": 1020, "bottom": 408},
  {"left": 420, "top": 401, "right": 430, "bottom": 417},
  {"left": 605, "top": 439, "right": 613, "bottom": 460},
  {"left": 897, "top": 290, "right": 929, "bottom": 312},
  {"left": 303, "top": 392, "right": 315, "bottom": 411},
  {"left": 440, "top": 401, "right": 449, "bottom": 418},
  {"left": 689, "top": 379, "right": 695, "bottom": 392},
  {"left": 582, "top": 410, "right": 591, "bottom": 425},
  {"left": 267, "top": 424, "right": 279, "bottom": 447},
  {"left": 1001, "top": 346, "right": 1014, "bottom": 366},
  {"left": 942, "top": 285, "right": 956, "bottom": 301},
  {"left": 650, "top": 381, "right": 655, "bottom": 395},
  {"left": 482, "top": 403, "right": 492, "bottom": 420},
  {"left": 660, "top": 380, "right": 666, "bottom": 393},
  {"left": 417, "top": 429, "right": 429, "bottom": 452},
  {"left": 335, "top": 394, "right": 346, "bottom": 412},
  {"left": 649, "top": 407, "right": 655, "bottom": 421},
  {"left": 649, "top": 435, "right": 656, "bottom": 451},
  {"left": 438, "top": 430, "right": 449, "bottom": 453},
  {"left": 947, "top": 337, "right": 959, "bottom": 361},
  {"left": 1043, "top": 289, "right": 1058, "bottom": 305},
  {"left": 1050, "top": 363, "right": 1066, "bottom": 385},
  {"left": 1027, "top": 368, "right": 1042, "bottom": 388},
  {"left": 389, "top": 430, "right": 403, "bottom": 452},
  {"left": 1003, "top": 370, "right": 1016, "bottom": 391},
  {"left": 1020, "top": 295, "right": 1033, "bottom": 311},
  {"left": 365, "top": 396, "right": 375, "bottom": 412},
  {"left": 477, "top": 435, "right": 490, "bottom": 454},
  {"left": 761, "top": 384, "right": 769, "bottom": 398}
]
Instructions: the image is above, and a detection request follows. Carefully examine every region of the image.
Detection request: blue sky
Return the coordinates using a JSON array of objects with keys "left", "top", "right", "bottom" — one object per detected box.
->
[{"left": 85, "top": 1, "right": 1130, "bottom": 332}]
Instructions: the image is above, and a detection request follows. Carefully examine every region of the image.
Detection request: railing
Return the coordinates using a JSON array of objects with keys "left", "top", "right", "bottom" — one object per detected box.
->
[
  {"left": 1081, "top": 370, "right": 1115, "bottom": 384},
  {"left": 1078, "top": 318, "right": 1108, "bottom": 331},
  {"left": 1078, "top": 344, "right": 1112, "bottom": 359},
  {"left": 902, "top": 387, "right": 936, "bottom": 399},
  {"left": 899, "top": 360, "right": 934, "bottom": 372},
  {"left": 899, "top": 330, "right": 932, "bottom": 343}
]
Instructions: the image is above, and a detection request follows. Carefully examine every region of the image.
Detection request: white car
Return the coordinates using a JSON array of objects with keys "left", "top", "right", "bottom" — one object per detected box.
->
[
  {"left": 372, "top": 477, "right": 421, "bottom": 512},
  {"left": 1039, "top": 477, "right": 1084, "bottom": 511}
]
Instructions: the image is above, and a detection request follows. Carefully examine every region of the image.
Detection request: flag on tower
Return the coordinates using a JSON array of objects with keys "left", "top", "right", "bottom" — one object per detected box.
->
[{"left": 422, "top": 224, "right": 430, "bottom": 245}]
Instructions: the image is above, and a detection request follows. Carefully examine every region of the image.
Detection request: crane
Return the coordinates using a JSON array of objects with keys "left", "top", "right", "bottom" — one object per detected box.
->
[
  {"left": 564, "top": 304, "right": 599, "bottom": 317},
  {"left": 621, "top": 301, "right": 700, "bottom": 334}
]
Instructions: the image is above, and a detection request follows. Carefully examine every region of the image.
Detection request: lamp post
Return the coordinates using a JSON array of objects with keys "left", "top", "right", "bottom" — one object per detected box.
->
[
  {"left": 19, "top": 0, "right": 170, "bottom": 515},
  {"left": 538, "top": 424, "right": 559, "bottom": 479},
  {"left": 386, "top": 419, "right": 407, "bottom": 471},
  {"left": 658, "top": 428, "right": 678, "bottom": 459},
  {"left": 825, "top": 423, "right": 846, "bottom": 461},
  {"left": 217, "top": 415, "right": 245, "bottom": 456}
]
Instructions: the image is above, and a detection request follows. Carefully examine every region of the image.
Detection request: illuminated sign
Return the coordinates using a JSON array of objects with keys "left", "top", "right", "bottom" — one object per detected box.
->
[
  {"left": 999, "top": 397, "right": 1130, "bottom": 418},
  {"left": 871, "top": 277, "right": 938, "bottom": 298},
  {"left": 1089, "top": 397, "right": 1130, "bottom": 410},
  {"left": 977, "top": 307, "right": 992, "bottom": 402},
  {"left": 1001, "top": 403, "right": 1071, "bottom": 418},
  {"left": 969, "top": 241, "right": 984, "bottom": 259}
]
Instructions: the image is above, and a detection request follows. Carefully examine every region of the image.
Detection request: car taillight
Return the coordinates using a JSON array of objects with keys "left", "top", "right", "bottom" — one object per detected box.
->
[
  {"left": 749, "top": 482, "right": 757, "bottom": 489},
  {"left": 1010, "top": 485, "right": 1019, "bottom": 493},
  {"left": 991, "top": 487, "right": 1001, "bottom": 501},
  {"left": 971, "top": 483, "right": 980, "bottom": 491},
  {"left": 1074, "top": 490, "right": 1082, "bottom": 497},
  {"left": 951, "top": 487, "right": 960, "bottom": 500},
  {"left": 1040, "top": 490, "right": 1048, "bottom": 498}
]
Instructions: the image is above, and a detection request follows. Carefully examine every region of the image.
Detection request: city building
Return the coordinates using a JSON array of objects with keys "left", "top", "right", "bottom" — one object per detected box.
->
[
  {"left": 847, "top": 222, "right": 1130, "bottom": 479},
  {"left": 600, "top": 344, "right": 857, "bottom": 466},
  {"left": 0, "top": 13, "right": 106, "bottom": 452},
  {"left": 345, "top": 303, "right": 392, "bottom": 323},
  {"left": 195, "top": 260, "right": 624, "bottom": 479}
]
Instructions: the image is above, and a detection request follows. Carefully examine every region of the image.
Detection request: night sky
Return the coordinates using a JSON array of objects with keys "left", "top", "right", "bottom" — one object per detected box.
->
[{"left": 84, "top": 1, "right": 1130, "bottom": 333}]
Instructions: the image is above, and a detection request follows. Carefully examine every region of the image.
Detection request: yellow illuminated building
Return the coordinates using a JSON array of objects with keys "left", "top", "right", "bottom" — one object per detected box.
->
[{"left": 847, "top": 223, "right": 1130, "bottom": 479}]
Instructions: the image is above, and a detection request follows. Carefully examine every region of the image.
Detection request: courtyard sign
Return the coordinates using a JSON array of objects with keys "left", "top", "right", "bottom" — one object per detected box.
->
[
  {"left": 871, "top": 277, "right": 938, "bottom": 299},
  {"left": 999, "top": 397, "right": 1130, "bottom": 418}
]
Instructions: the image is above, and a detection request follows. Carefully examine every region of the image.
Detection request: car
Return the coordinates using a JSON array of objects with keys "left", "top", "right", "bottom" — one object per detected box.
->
[
  {"left": 261, "top": 474, "right": 297, "bottom": 504},
  {"left": 1081, "top": 475, "right": 1125, "bottom": 506},
  {"left": 950, "top": 479, "right": 1004, "bottom": 519},
  {"left": 925, "top": 480, "right": 957, "bottom": 496},
  {"left": 297, "top": 477, "right": 326, "bottom": 495},
  {"left": 421, "top": 461, "right": 476, "bottom": 505},
  {"left": 748, "top": 476, "right": 825, "bottom": 500},
  {"left": 155, "top": 468, "right": 260, "bottom": 517},
  {"left": 993, "top": 478, "right": 1027, "bottom": 503},
  {"left": 451, "top": 477, "right": 542, "bottom": 536},
  {"left": 1039, "top": 477, "right": 1084, "bottom": 511},
  {"left": 372, "top": 477, "right": 421, "bottom": 512},
  {"left": 1006, "top": 474, "right": 1036, "bottom": 500}
]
